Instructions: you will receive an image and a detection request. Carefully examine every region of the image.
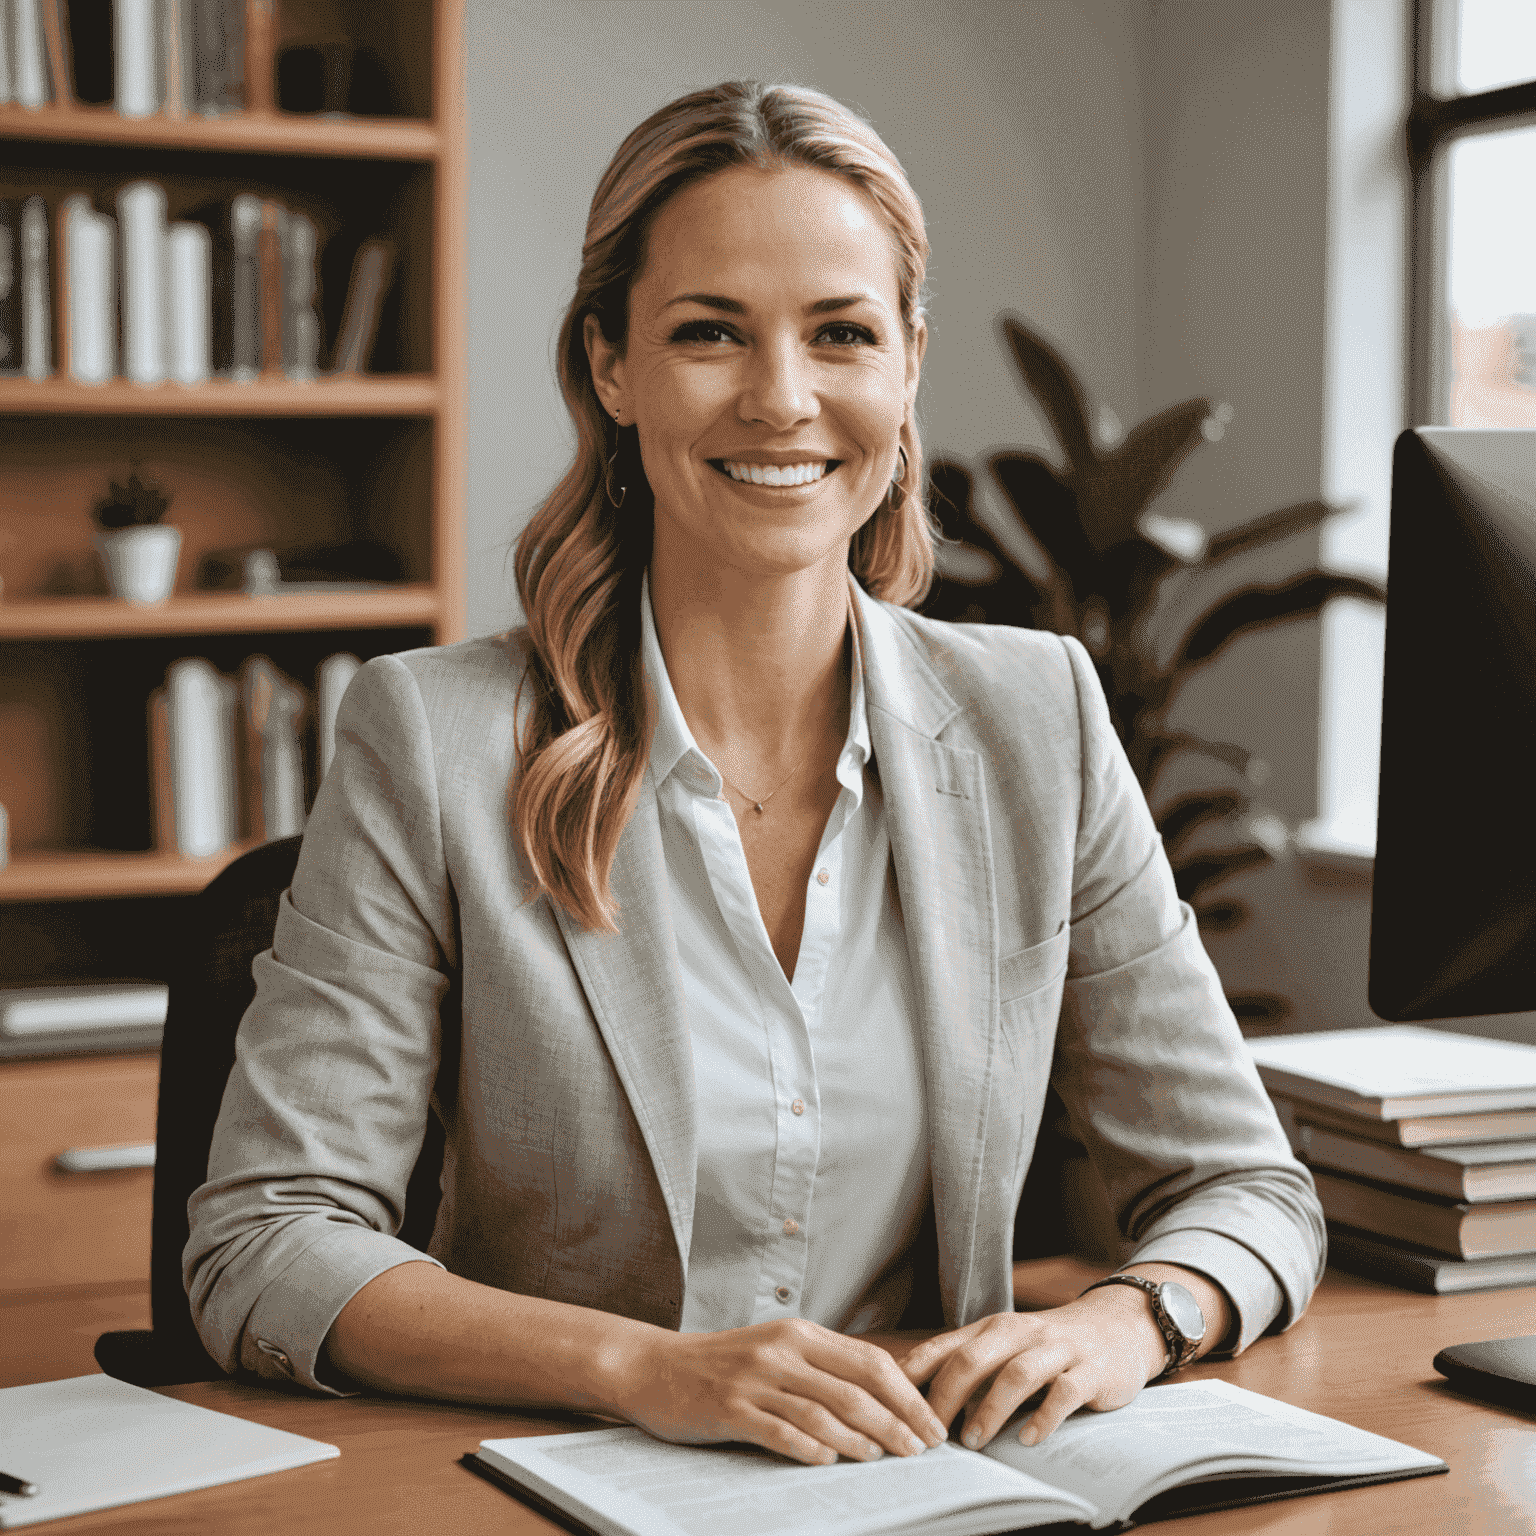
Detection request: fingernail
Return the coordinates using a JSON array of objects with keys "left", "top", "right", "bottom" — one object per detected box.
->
[
  {"left": 903, "top": 1430, "right": 927, "bottom": 1456},
  {"left": 1019, "top": 1423, "right": 1039, "bottom": 1446},
  {"left": 864, "top": 1441, "right": 883, "bottom": 1460},
  {"left": 963, "top": 1428, "right": 981, "bottom": 1450}
]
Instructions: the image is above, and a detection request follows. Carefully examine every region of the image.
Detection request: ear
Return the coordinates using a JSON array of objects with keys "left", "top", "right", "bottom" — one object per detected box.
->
[
  {"left": 905, "top": 316, "right": 927, "bottom": 410},
  {"left": 584, "top": 313, "right": 629, "bottom": 423}
]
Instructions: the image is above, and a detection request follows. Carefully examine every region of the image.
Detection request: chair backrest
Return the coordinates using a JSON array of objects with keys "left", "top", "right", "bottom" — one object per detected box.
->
[{"left": 147, "top": 835, "right": 445, "bottom": 1380}]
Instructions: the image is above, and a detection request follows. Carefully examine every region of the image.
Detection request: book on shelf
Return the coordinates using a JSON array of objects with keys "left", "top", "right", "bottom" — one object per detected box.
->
[
  {"left": 37, "top": 0, "right": 72, "bottom": 105},
  {"left": 1246, "top": 1026, "right": 1536, "bottom": 1120},
  {"left": 258, "top": 197, "right": 284, "bottom": 373},
  {"left": 0, "top": 0, "right": 12, "bottom": 105},
  {"left": 1271, "top": 1092, "right": 1536, "bottom": 1150},
  {"left": 1311, "top": 1165, "right": 1536, "bottom": 1260},
  {"left": 11, "top": 0, "right": 49, "bottom": 108},
  {"left": 1297, "top": 1121, "right": 1536, "bottom": 1203},
  {"left": 0, "top": 202, "right": 19, "bottom": 377},
  {"left": 119, "top": 180, "right": 169, "bottom": 385},
  {"left": 20, "top": 194, "right": 51, "bottom": 380},
  {"left": 163, "top": 656, "right": 240, "bottom": 858},
  {"left": 191, "top": 0, "right": 245, "bottom": 116},
  {"left": 467, "top": 1380, "right": 1445, "bottom": 1536},
  {"left": 59, "top": 193, "right": 118, "bottom": 386},
  {"left": 237, "top": 654, "right": 307, "bottom": 842},
  {"left": 316, "top": 651, "right": 361, "bottom": 780},
  {"left": 280, "top": 206, "right": 322, "bottom": 380},
  {"left": 1326, "top": 1221, "right": 1536, "bottom": 1295},
  {"left": 167, "top": 218, "right": 213, "bottom": 383},
  {"left": 161, "top": 0, "right": 194, "bottom": 117},
  {"left": 331, "top": 236, "right": 395, "bottom": 374},
  {"left": 114, "top": 0, "right": 158, "bottom": 116}
]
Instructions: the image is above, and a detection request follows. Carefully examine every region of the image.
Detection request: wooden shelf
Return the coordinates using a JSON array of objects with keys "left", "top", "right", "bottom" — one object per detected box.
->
[
  {"left": 0, "top": 844, "right": 262, "bottom": 903},
  {"left": 0, "top": 375, "right": 438, "bottom": 418},
  {"left": 0, "top": 586, "right": 440, "bottom": 639},
  {"left": 0, "top": 102, "right": 439, "bottom": 161}
]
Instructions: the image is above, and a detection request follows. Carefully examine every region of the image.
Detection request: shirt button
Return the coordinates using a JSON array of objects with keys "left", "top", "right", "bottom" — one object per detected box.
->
[
  {"left": 791, "top": 1098, "right": 805, "bottom": 1115},
  {"left": 775, "top": 1285, "right": 792, "bottom": 1302},
  {"left": 816, "top": 868, "right": 830, "bottom": 885},
  {"left": 783, "top": 1218, "right": 799, "bottom": 1236}
]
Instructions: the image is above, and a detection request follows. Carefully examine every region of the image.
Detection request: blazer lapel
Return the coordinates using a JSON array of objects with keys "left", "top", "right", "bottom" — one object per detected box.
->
[
  {"left": 855, "top": 588, "right": 1001, "bottom": 1326},
  {"left": 552, "top": 774, "right": 697, "bottom": 1277}
]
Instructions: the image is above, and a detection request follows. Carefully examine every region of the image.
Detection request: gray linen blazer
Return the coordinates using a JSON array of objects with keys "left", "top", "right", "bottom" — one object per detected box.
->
[{"left": 186, "top": 584, "right": 1324, "bottom": 1395}]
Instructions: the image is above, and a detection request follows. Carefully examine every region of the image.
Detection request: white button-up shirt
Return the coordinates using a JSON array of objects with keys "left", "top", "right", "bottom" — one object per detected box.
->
[{"left": 640, "top": 576, "right": 929, "bottom": 1336}]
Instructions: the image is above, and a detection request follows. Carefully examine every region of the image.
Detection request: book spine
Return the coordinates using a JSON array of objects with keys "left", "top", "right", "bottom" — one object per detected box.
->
[
  {"left": 331, "top": 238, "right": 393, "bottom": 374},
  {"left": 20, "top": 194, "right": 50, "bottom": 379},
  {"left": 265, "top": 669, "right": 307, "bottom": 837},
  {"left": 0, "top": 201, "right": 20, "bottom": 377},
  {"left": 0, "top": 0, "right": 14, "bottom": 105},
  {"left": 281, "top": 209, "right": 320, "bottom": 381},
  {"left": 160, "top": 0, "right": 191, "bottom": 116},
  {"left": 37, "top": 0, "right": 70, "bottom": 103},
  {"left": 229, "top": 192, "right": 261, "bottom": 380},
  {"left": 242, "top": 0, "right": 272, "bottom": 112},
  {"left": 191, "top": 0, "right": 240, "bottom": 114},
  {"left": 316, "top": 652, "right": 360, "bottom": 780},
  {"left": 114, "top": 0, "right": 158, "bottom": 116},
  {"left": 257, "top": 198, "right": 283, "bottom": 374},
  {"left": 166, "top": 657, "right": 239, "bottom": 857},
  {"left": 148, "top": 684, "right": 176, "bottom": 852},
  {"left": 65, "top": 198, "right": 116, "bottom": 385},
  {"left": 118, "top": 180, "right": 168, "bottom": 385},
  {"left": 166, "top": 221, "right": 211, "bottom": 384},
  {"left": 13, "top": 0, "right": 48, "bottom": 107}
]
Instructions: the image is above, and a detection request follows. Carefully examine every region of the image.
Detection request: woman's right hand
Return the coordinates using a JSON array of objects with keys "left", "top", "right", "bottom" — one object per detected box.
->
[{"left": 610, "top": 1317, "right": 950, "bottom": 1466}]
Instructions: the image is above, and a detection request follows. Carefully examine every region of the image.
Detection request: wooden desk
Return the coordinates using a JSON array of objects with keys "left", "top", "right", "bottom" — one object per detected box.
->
[{"left": 22, "top": 1262, "right": 1536, "bottom": 1534}]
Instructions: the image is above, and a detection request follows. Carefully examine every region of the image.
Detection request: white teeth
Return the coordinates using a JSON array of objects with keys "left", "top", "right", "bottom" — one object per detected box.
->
[{"left": 722, "top": 461, "right": 828, "bottom": 486}]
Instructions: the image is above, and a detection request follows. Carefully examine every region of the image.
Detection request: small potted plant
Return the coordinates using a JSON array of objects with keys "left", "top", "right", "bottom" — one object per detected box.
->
[{"left": 92, "top": 467, "right": 181, "bottom": 605}]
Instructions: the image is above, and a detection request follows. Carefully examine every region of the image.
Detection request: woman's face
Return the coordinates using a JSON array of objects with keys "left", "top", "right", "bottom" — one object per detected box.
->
[{"left": 586, "top": 164, "right": 924, "bottom": 583}]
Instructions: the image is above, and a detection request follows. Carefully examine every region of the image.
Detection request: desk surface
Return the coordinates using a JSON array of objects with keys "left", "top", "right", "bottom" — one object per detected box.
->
[{"left": 24, "top": 1260, "right": 1536, "bottom": 1535}]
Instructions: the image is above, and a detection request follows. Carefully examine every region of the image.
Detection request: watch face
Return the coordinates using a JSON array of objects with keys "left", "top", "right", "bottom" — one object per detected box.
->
[{"left": 1159, "top": 1282, "right": 1206, "bottom": 1342}]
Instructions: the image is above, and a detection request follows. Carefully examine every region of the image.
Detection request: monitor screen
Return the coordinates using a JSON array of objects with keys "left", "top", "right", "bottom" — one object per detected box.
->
[{"left": 1369, "top": 428, "right": 1536, "bottom": 1021}]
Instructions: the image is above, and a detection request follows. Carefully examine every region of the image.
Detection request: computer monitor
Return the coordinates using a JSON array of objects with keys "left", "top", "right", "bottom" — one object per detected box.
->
[{"left": 1369, "top": 427, "right": 1536, "bottom": 1022}]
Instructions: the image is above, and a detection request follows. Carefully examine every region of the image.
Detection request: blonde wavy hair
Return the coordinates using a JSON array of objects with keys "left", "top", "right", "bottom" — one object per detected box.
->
[{"left": 513, "top": 80, "right": 936, "bottom": 932}]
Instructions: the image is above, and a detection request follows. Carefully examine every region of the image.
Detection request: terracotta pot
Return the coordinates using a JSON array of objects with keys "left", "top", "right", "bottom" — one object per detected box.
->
[{"left": 95, "top": 526, "right": 182, "bottom": 605}]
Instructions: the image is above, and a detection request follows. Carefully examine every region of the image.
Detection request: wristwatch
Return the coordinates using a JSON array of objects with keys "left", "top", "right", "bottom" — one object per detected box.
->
[{"left": 1080, "top": 1273, "right": 1206, "bottom": 1377}]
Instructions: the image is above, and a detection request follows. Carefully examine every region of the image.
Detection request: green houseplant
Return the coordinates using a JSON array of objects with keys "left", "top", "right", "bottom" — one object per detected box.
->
[
  {"left": 92, "top": 467, "right": 181, "bottom": 605},
  {"left": 922, "top": 317, "right": 1386, "bottom": 1031}
]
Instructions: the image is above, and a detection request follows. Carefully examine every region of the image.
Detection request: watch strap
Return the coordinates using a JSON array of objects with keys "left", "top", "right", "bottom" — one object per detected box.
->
[{"left": 1080, "top": 1274, "right": 1201, "bottom": 1377}]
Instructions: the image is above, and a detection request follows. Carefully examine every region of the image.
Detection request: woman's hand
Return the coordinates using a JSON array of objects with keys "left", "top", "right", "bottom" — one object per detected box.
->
[
  {"left": 610, "top": 1317, "right": 950, "bottom": 1467},
  {"left": 900, "top": 1282, "right": 1177, "bottom": 1452}
]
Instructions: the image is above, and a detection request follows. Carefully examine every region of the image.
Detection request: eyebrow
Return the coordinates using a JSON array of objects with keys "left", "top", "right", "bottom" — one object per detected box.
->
[{"left": 662, "top": 292, "right": 882, "bottom": 315}]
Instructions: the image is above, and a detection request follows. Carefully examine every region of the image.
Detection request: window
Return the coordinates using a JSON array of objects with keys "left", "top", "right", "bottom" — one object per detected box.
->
[{"left": 1409, "top": 0, "right": 1536, "bottom": 427}]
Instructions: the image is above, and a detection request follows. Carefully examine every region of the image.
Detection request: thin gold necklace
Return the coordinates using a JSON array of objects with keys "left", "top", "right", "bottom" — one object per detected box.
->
[{"left": 717, "top": 748, "right": 814, "bottom": 814}]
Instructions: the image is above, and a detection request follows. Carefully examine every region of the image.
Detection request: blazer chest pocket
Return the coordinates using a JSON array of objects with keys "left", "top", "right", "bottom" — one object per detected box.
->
[{"left": 999, "top": 921, "right": 1069, "bottom": 1004}]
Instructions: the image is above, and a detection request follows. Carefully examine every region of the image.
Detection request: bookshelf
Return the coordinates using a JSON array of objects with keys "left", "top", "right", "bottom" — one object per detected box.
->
[{"left": 0, "top": 1, "right": 467, "bottom": 984}]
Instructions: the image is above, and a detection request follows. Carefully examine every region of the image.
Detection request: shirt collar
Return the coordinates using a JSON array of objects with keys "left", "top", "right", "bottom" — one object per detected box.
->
[{"left": 640, "top": 570, "right": 871, "bottom": 799}]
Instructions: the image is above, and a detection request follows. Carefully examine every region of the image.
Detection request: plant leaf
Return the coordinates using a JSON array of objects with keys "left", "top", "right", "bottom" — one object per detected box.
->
[
  {"left": 1156, "top": 789, "right": 1247, "bottom": 854},
  {"left": 1082, "top": 397, "right": 1213, "bottom": 550},
  {"left": 1204, "top": 498, "right": 1342, "bottom": 563},
  {"left": 1177, "top": 572, "right": 1388, "bottom": 670},
  {"left": 1138, "top": 728, "right": 1265, "bottom": 791},
  {"left": 989, "top": 453, "right": 1097, "bottom": 595},
  {"left": 1000, "top": 317, "right": 1098, "bottom": 477},
  {"left": 1193, "top": 898, "right": 1249, "bottom": 932},
  {"left": 1227, "top": 992, "right": 1294, "bottom": 1030}
]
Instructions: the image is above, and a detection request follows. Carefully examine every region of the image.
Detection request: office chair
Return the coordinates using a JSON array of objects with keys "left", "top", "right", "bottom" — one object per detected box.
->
[{"left": 93, "top": 835, "right": 446, "bottom": 1387}]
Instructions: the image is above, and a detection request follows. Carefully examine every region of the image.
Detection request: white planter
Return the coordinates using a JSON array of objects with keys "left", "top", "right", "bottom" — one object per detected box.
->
[{"left": 95, "top": 526, "right": 182, "bottom": 605}]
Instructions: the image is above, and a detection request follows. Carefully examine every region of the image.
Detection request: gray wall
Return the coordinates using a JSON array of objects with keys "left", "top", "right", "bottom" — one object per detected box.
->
[{"left": 463, "top": 0, "right": 1152, "bottom": 635}]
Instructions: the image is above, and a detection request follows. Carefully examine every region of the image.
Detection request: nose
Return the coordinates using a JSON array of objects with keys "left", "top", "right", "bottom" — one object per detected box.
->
[{"left": 738, "top": 334, "right": 818, "bottom": 430}]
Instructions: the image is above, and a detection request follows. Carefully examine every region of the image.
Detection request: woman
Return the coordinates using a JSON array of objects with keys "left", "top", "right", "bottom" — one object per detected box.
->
[{"left": 186, "top": 80, "right": 1323, "bottom": 1468}]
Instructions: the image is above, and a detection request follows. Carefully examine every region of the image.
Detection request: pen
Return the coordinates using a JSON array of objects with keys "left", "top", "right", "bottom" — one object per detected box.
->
[{"left": 0, "top": 1473, "right": 38, "bottom": 1497}]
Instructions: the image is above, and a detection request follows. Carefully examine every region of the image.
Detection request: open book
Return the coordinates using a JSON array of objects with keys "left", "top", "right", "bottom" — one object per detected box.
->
[{"left": 466, "top": 1379, "right": 1444, "bottom": 1535}]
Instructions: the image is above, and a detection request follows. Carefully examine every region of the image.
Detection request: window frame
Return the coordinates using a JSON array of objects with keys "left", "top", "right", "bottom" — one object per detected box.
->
[{"left": 1407, "top": 0, "right": 1536, "bottom": 426}]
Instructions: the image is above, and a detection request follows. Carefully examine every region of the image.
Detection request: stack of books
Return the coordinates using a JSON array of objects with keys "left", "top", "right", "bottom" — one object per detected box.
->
[
  {"left": 1247, "top": 1026, "right": 1536, "bottom": 1293},
  {"left": 0, "top": 188, "right": 396, "bottom": 385}
]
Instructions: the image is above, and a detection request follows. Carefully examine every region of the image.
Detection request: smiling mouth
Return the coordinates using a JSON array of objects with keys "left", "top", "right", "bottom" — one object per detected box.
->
[{"left": 711, "top": 459, "right": 840, "bottom": 487}]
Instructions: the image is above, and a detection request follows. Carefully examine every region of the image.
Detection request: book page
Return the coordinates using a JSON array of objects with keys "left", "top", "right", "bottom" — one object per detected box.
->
[
  {"left": 981, "top": 1379, "right": 1443, "bottom": 1523},
  {"left": 1247, "top": 1027, "right": 1536, "bottom": 1098},
  {"left": 482, "top": 1427, "right": 1097, "bottom": 1536}
]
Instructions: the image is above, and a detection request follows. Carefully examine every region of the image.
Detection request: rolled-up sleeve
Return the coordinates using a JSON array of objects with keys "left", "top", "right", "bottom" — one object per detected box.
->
[
  {"left": 1052, "top": 634, "right": 1325, "bottom": 1353},
  {"left": 185, "top": 654, "right": 458, "bottom": 1395}
]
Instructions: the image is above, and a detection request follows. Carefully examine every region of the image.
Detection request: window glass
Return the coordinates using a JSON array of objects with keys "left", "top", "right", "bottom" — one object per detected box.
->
[
  {"left": 1455, "top": 0, "right": 1536, "bottom": 94},
  {"left": 1445, "top": 123, "right": 1536, "bottom": 427}
]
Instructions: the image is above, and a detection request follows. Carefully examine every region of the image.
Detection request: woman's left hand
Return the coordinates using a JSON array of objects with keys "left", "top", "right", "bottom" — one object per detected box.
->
[{"left": 898, "top": 1280, "right": 1179, "bottom": 1451}]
